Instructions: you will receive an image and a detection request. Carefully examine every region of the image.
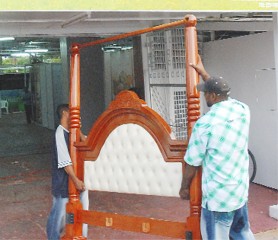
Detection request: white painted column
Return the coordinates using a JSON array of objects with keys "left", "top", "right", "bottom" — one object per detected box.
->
[
  {"left": 274, "top": 13, "right": 278, "bottom": 122},
  {"left": 273, "top": 13, "right": 278, "bottom": 185},
  {"left": 270, "top": 12, "right": 278, "bottom": 218},
  {"left": 141, "top": 34, "right": 151, "bottom": 105},
  {"left": 59, "top": 37, "right": 70, "bottom": 104}
]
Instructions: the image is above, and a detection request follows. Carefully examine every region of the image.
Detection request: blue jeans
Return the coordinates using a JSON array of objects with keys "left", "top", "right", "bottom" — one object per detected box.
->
[
  {"left": 201, "top": 203, "right": 255, "bottom": 240},
  {"left": 46, "top": 190, "right": 88, "bottom": 240}
]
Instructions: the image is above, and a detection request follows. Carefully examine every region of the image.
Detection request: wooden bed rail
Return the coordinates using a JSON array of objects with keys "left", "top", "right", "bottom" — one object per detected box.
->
[
  {"left": 79, "top": 210, "right": 187, "bottom": 239},
  {"left": 63, "top": 14, "right": 201, "bottom": 240}
]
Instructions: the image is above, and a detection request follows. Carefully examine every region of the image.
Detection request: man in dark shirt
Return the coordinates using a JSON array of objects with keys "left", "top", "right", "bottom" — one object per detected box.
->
[{"left": 46, "top": 104, "right": 88, "bottom": 240}]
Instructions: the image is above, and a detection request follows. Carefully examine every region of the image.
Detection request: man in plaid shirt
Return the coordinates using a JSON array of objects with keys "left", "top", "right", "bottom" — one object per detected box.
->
[{"left": 179, "top": 56, "right": 255, "bottom": 240}]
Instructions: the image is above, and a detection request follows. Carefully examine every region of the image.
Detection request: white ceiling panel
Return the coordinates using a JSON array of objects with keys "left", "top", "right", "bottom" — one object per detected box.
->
[{"left": 0, "top": 11, "right": 273, "bottom": 57}]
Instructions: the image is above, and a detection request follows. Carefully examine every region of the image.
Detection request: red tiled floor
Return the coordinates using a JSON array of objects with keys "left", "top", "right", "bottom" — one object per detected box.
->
[
  {"left": 86, "top": 183, "right": 278, "bottom": 239},
  {"left": 87, "top": 191, "right": 190, "bottom": 240},
  {"left": 249, "top": 183, "right": 278, "bottom": 233},
  {"left": 0, "top": 155, "right": 277, "bottom": 240},
  {"left": 0, "top": 154, "right": 52, "bottom": 240},
  {"left": 0, "top": 113, "right": 277, "bottom": 239}
]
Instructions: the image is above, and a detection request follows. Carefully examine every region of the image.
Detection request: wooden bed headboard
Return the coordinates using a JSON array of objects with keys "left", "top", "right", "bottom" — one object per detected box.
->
[
  {"left": 76, "top": 90, "right": 187, "bottom": 197},
  {"left": 62, "top": 14, "right": 202, "bottom": 240}
]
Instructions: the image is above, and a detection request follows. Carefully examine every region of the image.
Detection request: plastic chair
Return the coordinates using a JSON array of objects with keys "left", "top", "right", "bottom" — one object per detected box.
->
[{"left": 0, "top": 100, "right": 9, "bottom": 114}]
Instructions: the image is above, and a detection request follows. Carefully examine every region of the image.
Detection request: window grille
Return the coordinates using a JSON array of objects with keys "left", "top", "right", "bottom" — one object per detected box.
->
[
  {"left": 171, "top": 28, "right": 185, "bottom": 69},
  {"left": 147, "top": 31, "right": 166, "bottom": 70},
  {"left": 173, "top": 90, "right": 187, "bottom": 140}
]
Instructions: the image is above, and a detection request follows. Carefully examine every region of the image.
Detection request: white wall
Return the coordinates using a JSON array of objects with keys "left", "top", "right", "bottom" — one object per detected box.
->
[{"left": 203, "top": 31, "right": 278, "bottom": 189}]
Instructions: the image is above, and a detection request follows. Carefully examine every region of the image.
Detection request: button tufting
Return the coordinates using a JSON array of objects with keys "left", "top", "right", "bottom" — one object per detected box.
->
[{"left": 84, "top": 124, "right": 182, "bottom": 197}]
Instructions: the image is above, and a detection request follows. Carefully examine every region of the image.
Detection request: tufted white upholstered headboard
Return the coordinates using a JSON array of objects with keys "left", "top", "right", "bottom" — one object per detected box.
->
[
  {"left": 84, "top": 123, "right": 182, "bottom": 197},
  {"left": 76, "top": 90, "right": 187, "bottom": 199}
]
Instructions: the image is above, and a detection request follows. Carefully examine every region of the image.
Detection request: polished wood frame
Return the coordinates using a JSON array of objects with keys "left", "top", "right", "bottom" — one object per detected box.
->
[{"left": 62, "top": 14, "right": 201, "bottom": 240}]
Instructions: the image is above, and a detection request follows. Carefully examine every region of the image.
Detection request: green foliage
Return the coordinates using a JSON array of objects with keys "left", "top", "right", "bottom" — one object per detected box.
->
[
  {"left": 2, "top": 56, "right": 30, "bottom": 65},
  {"left": 1, "top": 55, "right": 61, "bottom": 74}
]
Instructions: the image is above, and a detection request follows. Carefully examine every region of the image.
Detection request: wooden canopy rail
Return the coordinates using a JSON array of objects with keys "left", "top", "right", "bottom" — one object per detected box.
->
[{"left": 63, "top": 14, "right": 201, "bottom": 240}]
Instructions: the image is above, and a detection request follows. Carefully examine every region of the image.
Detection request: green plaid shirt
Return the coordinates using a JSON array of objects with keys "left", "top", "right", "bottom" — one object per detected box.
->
[{"left": 185, "top": 98, "right": 250, "bottom": 212}]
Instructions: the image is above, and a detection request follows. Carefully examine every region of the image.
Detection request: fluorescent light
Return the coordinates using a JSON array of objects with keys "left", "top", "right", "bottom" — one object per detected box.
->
[
  {"left": 11, "top": 53, "right": 30, "bottom": 57},
  {"left": 25, "top": 49, "right": 48, "bottom": 53},
  {"left": 108, "top": 45, "right": 122, "bottom": 49},
  {"left": 102, "top": 48, "right": 116, "bottom": 53},
  {"left": 121, "top": 46, "right": 133, "bottom": 50},
  {"left": 0, "top": 37, "right": 15, "bottom": 41},
  {"left": 0, "top": 66, "right": 32, "bottom": 70}
]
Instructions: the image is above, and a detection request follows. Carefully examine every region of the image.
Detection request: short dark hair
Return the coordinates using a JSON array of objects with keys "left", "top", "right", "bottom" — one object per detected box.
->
[{"left": 56, "top": 104, "right": 69, "bottom": 120}]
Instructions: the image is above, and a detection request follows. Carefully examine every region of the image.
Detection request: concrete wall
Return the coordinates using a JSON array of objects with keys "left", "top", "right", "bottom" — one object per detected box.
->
[
  {"left": 63, "top": 37, "right": 105, "bottom": 134},
  {"left": 203, "top": 31, "right": 278, "bottom": 189},
  {"left": 59, "top": 37, "right": 70, "bottom": 104},
  {"left": 30, "top": 63, "right": 62, "bottom": 129}
]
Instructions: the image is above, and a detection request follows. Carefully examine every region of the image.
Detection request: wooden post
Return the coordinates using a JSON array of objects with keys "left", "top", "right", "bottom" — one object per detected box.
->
[
  {"left": 184, "top": 14, "right": 202, "bottom": 240},
  {"left": 62, "top": 44, "right": 86, "bottom": 240},
  {"left": 184, "top": 14, "right": 200, "bottom": 137}
]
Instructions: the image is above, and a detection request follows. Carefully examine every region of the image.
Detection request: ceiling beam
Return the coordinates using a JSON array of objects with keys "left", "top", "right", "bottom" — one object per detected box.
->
[
  {"left": 197, "top": 20, "right": 273, "bottom": 32},
  {"left": 0, "top": 19, "right": 273, "bottom": 38}
]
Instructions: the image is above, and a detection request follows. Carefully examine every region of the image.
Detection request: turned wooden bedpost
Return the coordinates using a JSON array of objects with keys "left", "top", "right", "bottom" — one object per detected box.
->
[
  {"left": 184, "top": 15, "right": 202, "bottom": 239},
  {"left": 62, "top": 43, "right": 85, "bottom": 240},
  {"left": 184, "top": 14, "right": 200, "bottom": 137}
]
